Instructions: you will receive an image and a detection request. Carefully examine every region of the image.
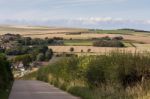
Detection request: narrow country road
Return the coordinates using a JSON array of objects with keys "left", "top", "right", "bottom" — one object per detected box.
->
[{"left": 9, "top": 80, "right": 79, "bottom": 99}]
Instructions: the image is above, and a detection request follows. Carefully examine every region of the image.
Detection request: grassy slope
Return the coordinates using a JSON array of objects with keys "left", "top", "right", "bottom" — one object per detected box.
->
[
  {"left": 23, "top": 51, "right": 150, "bottom": 99},
  {"left": 94, "top": 29, "right": 135, "bottom": 34}
]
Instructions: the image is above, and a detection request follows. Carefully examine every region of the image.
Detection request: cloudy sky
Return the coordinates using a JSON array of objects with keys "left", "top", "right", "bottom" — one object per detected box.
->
[{"left": 0, "top": 0, "right": 150, "bottom": 30}]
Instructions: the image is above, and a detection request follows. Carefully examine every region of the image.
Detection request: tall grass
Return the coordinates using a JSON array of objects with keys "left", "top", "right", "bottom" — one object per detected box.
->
[
  {"left": 22, "top": 71, "right": 37, "bottom": 80},
  {"left": 23, "top": 51, "right": 150, "bottom": 99}
]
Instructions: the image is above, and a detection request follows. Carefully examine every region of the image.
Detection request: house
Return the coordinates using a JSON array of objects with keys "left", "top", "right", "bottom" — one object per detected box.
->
[{"left": 13, "top": 62, "right": 24, "bottom": 69}]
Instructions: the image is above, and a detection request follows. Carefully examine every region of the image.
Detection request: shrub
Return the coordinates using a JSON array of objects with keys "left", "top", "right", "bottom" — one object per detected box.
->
[
  {"left": 45, "top": 49, "right": 53, "bottom": 61},
  {"left": 70, "top": 47, "right": 74, "bottom": 52},
  {"left": 0, "top": 54, "right": 13, "bottom": 91},
  {"left": 86, "top": 61, "right": 106, "bottom": 87},
  {"left": 36, "top": 53, "right": 45, "bottom": 61},
  {"left": 100, "top": 36, "right": 111, "bottom": 40},
  {"left": 112, "top": 36, "right": 124, "bottom": 40},
  {"left": 93, "top": 40, "right": 125, "bottom": 47},
  {"left": 81, "top": 49, "right": 84, "bottom": 53},
  {"left": 87, "top": 49, "right": 91, "bottom": 52}
]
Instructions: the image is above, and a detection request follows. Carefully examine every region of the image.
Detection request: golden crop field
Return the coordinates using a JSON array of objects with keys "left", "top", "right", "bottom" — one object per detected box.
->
[{"left": 48, "top": 46, "right": 150, "bottom": 53}]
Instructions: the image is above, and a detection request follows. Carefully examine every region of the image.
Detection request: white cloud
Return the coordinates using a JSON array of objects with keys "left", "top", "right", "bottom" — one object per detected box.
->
[
  {"left": 144, "top": 20, "right": 150, "bottom": 24},
  {"left": 76, "top": 17, "right": 127, "bottom": 25},
  {"left": 0, "top": 16, "right": 150, "bottom": 30},
  {"left": 84, "top": 17, "right": 146, "bottom": 23}
]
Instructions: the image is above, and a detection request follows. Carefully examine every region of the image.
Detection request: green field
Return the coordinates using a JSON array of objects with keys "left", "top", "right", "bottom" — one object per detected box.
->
[
  {"left": 64, "top": 40, "right": 93, "bottom": 46},
  {"left": 123, "top": 42, "right": 133, "bottom": 47},
  {"left": 64, "top": 39, "right": 135, "bottom": 47},
  {"left": 91, "top": 29, "right": 150, "bottom": 35},
  {"left": 94, "top": 29, "right": 135, "bottom": 35}
]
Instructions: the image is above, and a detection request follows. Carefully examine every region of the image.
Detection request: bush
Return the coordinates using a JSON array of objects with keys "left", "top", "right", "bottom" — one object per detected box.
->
[
  {"left": 86, "top": 61, "right": 106, "bottom": 87},
  {"left": 70, "top": 47, "right": 74, "bottom": 52},
  {"left": 36, "top": 53, "right": 45, "bottom": 61},
  {"left": 112, "top": 36, "right": 124, "bottom": 40},
  {"left": 87, "top": 49, "right": 91, "bottom": 52},
  {"left": 93, "top": 40, "right": 125, "bottom": 47},
  {"left": 5, "top": 47, "right": 23, "bottom": 55},
  {"left": 45, "top": 49, "right": 53, "bottom": 61},
  {"left": 100, "top": 36, "right": 111, "bottom": 40},
  {"left": 0, "top": 54, "right": 13, "bottom": 91}
]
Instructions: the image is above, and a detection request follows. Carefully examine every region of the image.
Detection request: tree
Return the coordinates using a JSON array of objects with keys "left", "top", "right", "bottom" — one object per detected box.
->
[
  {"left": 70, "top": 47, "right": 74, "bottom": 52},
  {"left": 87, "top": 49, "right": 91, "bottom": 52},
  {"left": 5, "top": 47, "right": 23, "bottom": 55},
  {"left": 24, "top": 37, "right": 32, "bottom": 45},
  {"left": 45, "top": 49, "right": 53, "bottom": 61},
  {"left": 38, "top": 46, "right": 48, "bottom": 54},
  {"left": 36, "top": 53, "right": 45, "bottom": 61}
]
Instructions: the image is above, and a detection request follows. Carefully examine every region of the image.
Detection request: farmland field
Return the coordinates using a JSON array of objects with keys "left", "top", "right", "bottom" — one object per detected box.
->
[
  {"left": 2, "top": 25, "right": 150, "bottom": 99},
  {"left": 64, "top": 40, "right": 93, "bottom": 46},
  {"left": 0, "top": 25, "right": 150, "bottom": 42},
  {"left": 1, "top": 25, "right": 150, "bottom": 53},
  {"left": 48, "top": 46, "right": 150, "bottom": 53}
]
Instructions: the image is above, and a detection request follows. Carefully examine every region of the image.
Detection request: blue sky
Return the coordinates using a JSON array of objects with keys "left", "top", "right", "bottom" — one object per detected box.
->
[{"left": 0, "top": 0, "right": 150, "bottom": 30}]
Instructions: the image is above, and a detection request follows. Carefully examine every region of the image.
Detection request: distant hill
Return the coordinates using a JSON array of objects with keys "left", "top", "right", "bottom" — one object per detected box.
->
[
  {"left": 0, "top": 25, "right": 89, "bottom": 35},
  {"left": 118, "top": 28, "right": 150, "bottom": 33}
]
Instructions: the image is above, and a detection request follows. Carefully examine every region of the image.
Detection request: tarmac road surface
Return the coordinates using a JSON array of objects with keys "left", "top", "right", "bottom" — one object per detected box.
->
[{"left": 9, "top": 80, "right": 79, "bottom": 99}]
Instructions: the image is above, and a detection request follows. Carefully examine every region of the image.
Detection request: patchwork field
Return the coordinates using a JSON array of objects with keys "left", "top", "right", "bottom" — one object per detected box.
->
[
  {"left": 1, "top": 25, "right": 150, "bottom": 53},
  {"left": 64, "top": 40, "right": 93, "bottom": 46}
]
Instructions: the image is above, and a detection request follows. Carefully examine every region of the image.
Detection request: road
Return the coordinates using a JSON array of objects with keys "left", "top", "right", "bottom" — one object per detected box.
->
[{"left": 9, "top": 80, "right": 79, "bottom": 99}]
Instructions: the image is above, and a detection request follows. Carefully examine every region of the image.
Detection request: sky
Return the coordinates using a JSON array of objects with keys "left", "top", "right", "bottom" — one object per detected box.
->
[{"left": 0, "top": 0, "right": 150, "bottom": 30}]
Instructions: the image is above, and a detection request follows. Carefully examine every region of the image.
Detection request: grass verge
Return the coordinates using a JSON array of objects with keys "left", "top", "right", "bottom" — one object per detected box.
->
[{"left": 22, "top": 51, "right": 150, "bottom": 99}]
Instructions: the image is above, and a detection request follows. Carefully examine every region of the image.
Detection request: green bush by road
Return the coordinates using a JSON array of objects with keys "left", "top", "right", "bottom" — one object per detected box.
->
[{"left": 0, "top": 54, "right": 13, "bottom": 99}]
